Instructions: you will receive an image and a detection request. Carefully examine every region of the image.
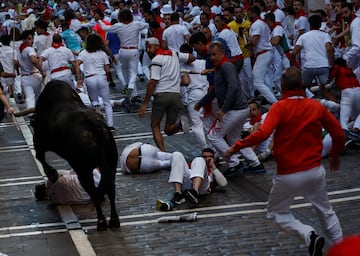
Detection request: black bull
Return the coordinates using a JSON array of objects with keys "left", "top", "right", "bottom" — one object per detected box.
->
[{"left": 15, "top": 80, "right": 120, "bottom": 231}]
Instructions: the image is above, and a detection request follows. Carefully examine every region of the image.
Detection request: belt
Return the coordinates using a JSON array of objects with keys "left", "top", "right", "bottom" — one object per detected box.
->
[
  {"left": 85, "top": 74, "right": 95, "bottom": 78},
  {"left": 137, "top": 146, "right": 142, "bottom": 171},
  {"left": 51, "top": 66, "right": 69, "bottom": 74},
  {"left": 121, "top": 46, "right": 138, "bottom": 49},
  {"left": 231, "top": 55, "right": 244, "bottom": 61},
  {"left": 255, "top": 49, "right": 270, "bottom": 59},
  {"left": 21, "top": 71, "right": 39, "bottom": 76}
]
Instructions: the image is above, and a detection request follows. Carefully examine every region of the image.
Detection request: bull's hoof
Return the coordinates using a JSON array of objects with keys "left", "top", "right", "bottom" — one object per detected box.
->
[
  {"left": 97, "top": 219, "right": 108, "bottom": 231},
  {"left": 108, "top": 216, "right": 120, "bottom": 229}
]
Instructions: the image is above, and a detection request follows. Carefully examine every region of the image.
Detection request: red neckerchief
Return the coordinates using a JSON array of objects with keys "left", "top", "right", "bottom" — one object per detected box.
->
[
  {"left": 122, "top": 21, "right": 131, "bottom": 24},
  {"left": 294, "top": 9, "right": 307, "bottom": 19},
  {"left": 350, "top": 14, "right": 357, "bottom": 24},
  {"left": 271, "top": 5, "right": 279, "bottom": 11},
  {"left": 44, "top": 31, "right": 50, "bottom": 36},
  {"left": 215, "top": 56, "right": 230, "bottom": 69},
  {"left": 19, "top": 42, "right": 30, "bottom": 53},
  {"left": 200, "top": 43, "right": 210, "bottom": 57},
  {"left": 52, "top": 42, "right": 64, "bottom": 48},
  {"left": 270, "top": 21, "right": 282, "bottom": 31},
  {"left": 280, "top": 89, "right": 306, "bottom": 100},
  {"left": 155, "top": 48, "right": 173, "bottom": 56},
  {"left": 250, "top": 114, "right": 262, "bottom": 125},
  {"left": 218, "top": 24, "right": 230, "bottom": 32}
]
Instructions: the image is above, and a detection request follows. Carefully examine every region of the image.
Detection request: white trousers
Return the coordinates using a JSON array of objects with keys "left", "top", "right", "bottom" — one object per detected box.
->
[
  {"left": 118, "top": 48, "right": 139, "bottom": 97},
  {"left": 21, "top": 73, "right": 42, "bottom": 108},
  {"left": 113, "top": 53, "right": 126, "bottom": 89},
  {"left": 239, "top": 57, "right": 254, "bottom": 98},
  {"left": 267, "top": 165, "right": 343, "bottom": 245},
  {"left": 50, "top": 72, "right": 75, "bottom": 90},
  {"left": 85, "top": 75, "right": 113, "bottom": 127},
  {"left": 340, "top": 87, "right": 360, "bottom": 130},
  {"left": 139, "top": 143, "right": 172, "bottom": 173},
  {"left": 253, "top": 51, "right": 278, "bottom": 104},
  {"left": 207, "top": 108, "right": 260, "bottom": 168},
  {"left": 168, "top": 151, "right": 209, "bottom": 194}
]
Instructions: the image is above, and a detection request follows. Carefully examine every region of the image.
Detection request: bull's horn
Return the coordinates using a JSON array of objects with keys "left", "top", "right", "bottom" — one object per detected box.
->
[{"left": 13, "top": 107, "right": 36, "bottom": 117}]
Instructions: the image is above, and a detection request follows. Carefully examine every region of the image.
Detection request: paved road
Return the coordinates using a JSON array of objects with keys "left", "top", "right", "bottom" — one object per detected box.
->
[{"left": 0, "top": 80, "right": 359, "bottom": 256}]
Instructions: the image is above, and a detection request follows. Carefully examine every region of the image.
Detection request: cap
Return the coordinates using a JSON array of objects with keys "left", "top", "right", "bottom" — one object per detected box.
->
[
  {"left": 146, "top": 37, "right": 160, "bottom": 45},
  {"left": 27, "top": 8, "right": 34, "bottom": 14},
  {"left": 1, "top": 3, "right": 6, "bottom": 8}
]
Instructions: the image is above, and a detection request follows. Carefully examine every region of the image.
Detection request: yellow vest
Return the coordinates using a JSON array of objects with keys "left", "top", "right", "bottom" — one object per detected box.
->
[{"left": 228, "top": 19, "right": 252, "bottom": 58}]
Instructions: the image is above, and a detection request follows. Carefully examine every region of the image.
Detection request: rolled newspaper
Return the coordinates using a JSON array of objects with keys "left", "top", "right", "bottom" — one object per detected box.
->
[{"left": 157, "top": 212, "right": 197, "bottom": 223}]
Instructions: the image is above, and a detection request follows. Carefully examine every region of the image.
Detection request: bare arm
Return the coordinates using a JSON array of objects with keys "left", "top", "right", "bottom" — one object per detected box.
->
[
  {"left": 30, "top": 55, "right": 45, "bottom": 77},
  {"left": 74, "top": 59, "right": 83, "bottom": 88},
  {"left": 0, "top": 86, "right": 14, "bottom": 114},
  {"left": 326, "top": 42, "right": 334, "bottom": 67}
]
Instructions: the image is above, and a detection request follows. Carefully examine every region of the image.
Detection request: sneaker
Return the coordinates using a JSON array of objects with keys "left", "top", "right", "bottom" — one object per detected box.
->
[
  {"left": 108, "top": 126, "right": 115, "bottom": 131},
  {"left": 171, "top": 191, "right": 185, "bottom": 205},
  {"left": 185, "top": 189, "right": 199, "bottom": 204},
  {"left": 15, "top": 93, "right": 25, "bottom": 104},
  {"left": 138, "top": 74, "right": 145, "bottom": 82},
  {"left": 109, "top": 81, "right": 116, "bottom": 88},
  {"left": 243, "top": 163, "right": 266, "bottom": 174},
  {"left": 179, "top": 115, "right": 190, "bottom": 133},
  {"left": 122, "top": 97, "right": 131, "bottom": 113},
  {"left": 156, "top": 199, "right": 174, "bottom": 211},
  {"left": 121, "top": 88, "right": 130, "bottom": 96},
  {"left": 223, "top": 162, "right": 246, "bottom": 177},
  {"left": 131, "top": 96, "right": 144, "bottom": 104},
  {"left": 257, "top": 149, "right": 272, "bottom": 162},
  {"left": 308, "top": 231, "right": 325, "bottom": 256}
]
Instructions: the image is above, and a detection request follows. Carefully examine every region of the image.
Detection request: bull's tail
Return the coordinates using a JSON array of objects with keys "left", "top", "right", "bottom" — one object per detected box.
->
[{"left": 14, "top": 107, "right": 36, "bottom": 117}]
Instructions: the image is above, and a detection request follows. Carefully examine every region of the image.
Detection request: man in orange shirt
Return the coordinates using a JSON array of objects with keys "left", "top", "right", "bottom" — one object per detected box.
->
[{"left": 225, "top": 67, "right": 344, "bottom": 256}]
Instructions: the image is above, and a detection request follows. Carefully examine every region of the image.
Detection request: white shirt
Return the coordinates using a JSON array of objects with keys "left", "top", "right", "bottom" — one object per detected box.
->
[
  {"left": 18, "top": 46, "right": 38, "bottom": 74},
  {"left": 272, "top": 25, "right": 291, "bottom": 56},
  {"left": 295, "top": 30, "right": 332, "bottom": 68},
  {"left": 33, "top": 33, "right": 52, "bottom": 56},
  {"left": 249, "top": 19, "right": 272, "bottom": 54},
  {"left": 294, "top": 15, "right": 310, "bottom": 43},
  {"left": 47, "top": 169, "right": 100, "bottom": 204},
  {"left": 217, "top": 28, "right": 242, "bottom": 56},
  {"left": 350, "top": 17, "right": 360, "bottom": 46},
  {"left": 99, "top": 21, "right": 149, "bottom": 48},
  {"left": 162, "top": 24, "right": 190, "bottom": 51},
  {"left": 180, "top": 59, "right": 208, "bottom": 103},
  {"left": 150, "top": 51, "right": 189, "bottom": 94},
  {"left": 272, "top": 8, "right": 287, "bottom": 29},
  {"left": 0, "top": 45, "right": 16, "bottom": 72},
  {"left": 78, "top": 50, "right": 109, "bottom": 77},
  {"left": 41, "top": 46, "right": 75, "bottom": 78}
]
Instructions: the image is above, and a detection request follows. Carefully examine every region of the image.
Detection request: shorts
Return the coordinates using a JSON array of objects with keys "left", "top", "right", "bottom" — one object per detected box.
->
[
  {"left": 151, "top": 92, "right": 181, "bottom": 124},
  {"left": 302, "top": 67, "right": 330, "bottom": 86}
]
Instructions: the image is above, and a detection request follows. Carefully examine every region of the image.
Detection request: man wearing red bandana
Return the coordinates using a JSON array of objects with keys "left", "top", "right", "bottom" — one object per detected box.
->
[
  {"left": 139, "top": 37, "right": 195, "bottom": 151},
  {"left": 15, "top": 30, "right": 46, "bottom": 109},
  {"left": 247, "top": 5, "right": 278, "bottom": 104},
  {"left": 39, "top": 34, "right": 77, "bottom": 89},
  {"left": 195, "top": 41, "right": 265, "bottom": 175},
  {"left": 225, "top": 67, "right": 344, "bottom": 256}
]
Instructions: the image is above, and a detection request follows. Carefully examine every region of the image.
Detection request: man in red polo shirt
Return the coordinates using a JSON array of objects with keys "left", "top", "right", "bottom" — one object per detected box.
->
[{"left": 225, "top": 67, "right": 344, "bottom": 256}]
